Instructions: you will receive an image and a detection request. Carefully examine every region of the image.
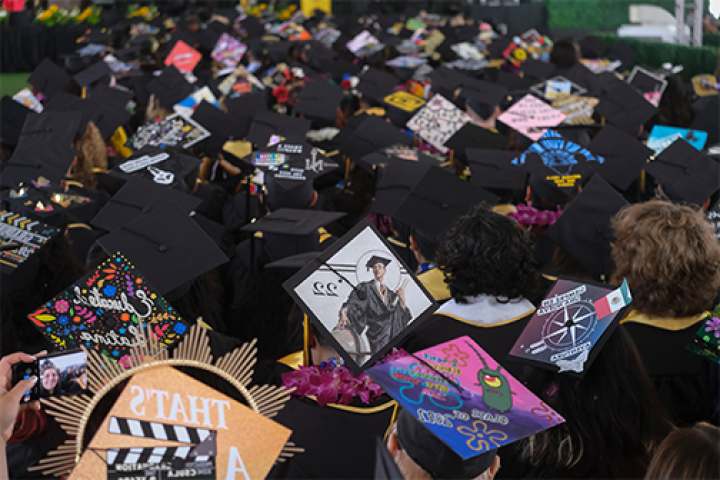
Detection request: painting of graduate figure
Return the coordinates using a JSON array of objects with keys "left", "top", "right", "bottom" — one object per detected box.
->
[{"left": 285, "top": 220, "right": 437, "bottom": 372}]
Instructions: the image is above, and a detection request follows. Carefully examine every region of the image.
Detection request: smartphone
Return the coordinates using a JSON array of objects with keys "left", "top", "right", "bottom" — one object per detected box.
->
[{"left": 12, "top": 350, "right": 88, "bottom": 403}]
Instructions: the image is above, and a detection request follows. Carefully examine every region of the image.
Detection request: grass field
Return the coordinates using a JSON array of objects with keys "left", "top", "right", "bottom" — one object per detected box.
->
[{"left": 0, "top": 73, "right": 31, "bottom": 97}]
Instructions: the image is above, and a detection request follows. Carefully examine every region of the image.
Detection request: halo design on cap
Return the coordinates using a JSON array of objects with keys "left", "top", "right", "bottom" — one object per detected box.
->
[{"left": 28, "top": 324, "right": 303, "bottom": 477}]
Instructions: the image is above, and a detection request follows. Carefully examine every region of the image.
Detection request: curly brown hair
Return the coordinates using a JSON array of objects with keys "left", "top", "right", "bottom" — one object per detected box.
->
[
  {"left": 611, "top": 201, "right": 720, "bottom": 318},
  {"left": 71, "top": 121, "right": 107, "bottom": 189}
]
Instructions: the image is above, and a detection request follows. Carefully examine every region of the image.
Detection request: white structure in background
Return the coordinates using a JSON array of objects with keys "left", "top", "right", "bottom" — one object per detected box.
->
[{"left": 617, "top": 1, "right": 704, "bottom": 46}]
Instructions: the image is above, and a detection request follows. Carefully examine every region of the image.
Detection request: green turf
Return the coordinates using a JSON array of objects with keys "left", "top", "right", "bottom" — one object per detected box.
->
[{"left": 0, "top": 73, "right": 31, "bottom": 97}]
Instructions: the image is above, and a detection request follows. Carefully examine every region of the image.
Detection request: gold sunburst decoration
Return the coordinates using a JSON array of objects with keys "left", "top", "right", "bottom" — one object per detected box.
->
[{"left": 29, "top": 324, "right": 303, "bottom": 477}]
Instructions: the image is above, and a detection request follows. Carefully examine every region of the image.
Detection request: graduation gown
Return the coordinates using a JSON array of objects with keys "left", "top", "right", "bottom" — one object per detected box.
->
[
  {"left": 622, "top": 311, "right": 719, "bottom": 426},
  {"left": 268, "top": 358, "right": 398, "bottom": 480},
  {"left": 343, "top": 280, "right": 412, "bottom": 353},
  {"left": 416, "top": 267, "right": 451, "bottom": 303}
]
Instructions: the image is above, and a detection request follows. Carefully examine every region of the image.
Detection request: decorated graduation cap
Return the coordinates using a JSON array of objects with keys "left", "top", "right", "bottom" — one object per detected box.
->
[
  {"left": 444, "top": 123, "right": 509, "bottom": 164},
  {"left": 508, "top": 276, "right": 632, "bottom": 376},
  {"left": 358, "top": 145, "right": 442, "bottom": 173},
  {"left": 530, "top": 76, "right": 587, "bottom": 102},
  {"left": 128, "top": 113, "right": 210, "bottom": 152},
  {"left": 1, "top": 182, "right": 98, "bottom": 228},
  {"left": 263, "top": 164, "right": 315, "bottom": 210},
  {"left": 644, "top": 138, "right": 720, "bottom": 206},
  {"left": 548, "top": 175, "right": 628, "bottom": 282},
  {"left": 512, "top": 130, "right": 604, "bottom": 192},
  {"left": 366, "top": 336, "right": 565, "bottom": 463},
  {"left": 111, "top": 146, "right": 202, "bottom": 192},
  {"left": 0, "top": 95, "right": 33, "bottom": 146},
  {"left": 247, "top": 111, "right": 312, "bottom": 147},
  {"left": 97, "top": 202, "right": 229, "bottom": 296},
  {"left": 595, "top": 80, "right": 656, "bottom": 135},
  {"left": 467, "top": 150, "right": 528, "bottom": 191},
  {"left": 25, "top": 320, "right": 299, "bottom": 479},
  {"left": 146, "top": 66, "right": 194, "bottom": 109},
  {"left": 646, "top": 125, "right": 708, "bottom": 156},
  {"left": 382, "top": 90, "right": 427, "bottom": 127},
  {"left": 497, "top": 94, "right": 566, "bottom": 141},
  {"left": 587, "top": 125, "right": 652, "bottom": 191},
  {"left": 283, "top": 219, "right": 437, "bottom": 373},
  {"left": 27, "top": 58, "right": 72, "bottom": 99},
  {"left": 1, "top": 111, "right": 81, "bottom": 188},
  {"left": 91, "top": 177, "right": 201, "bottom": 232},
  {"left": 261, "top": 141, "right": 339, "bottom": 177},
  {"left": 406, "top": 94, "right": 470, "bottom": 154}
]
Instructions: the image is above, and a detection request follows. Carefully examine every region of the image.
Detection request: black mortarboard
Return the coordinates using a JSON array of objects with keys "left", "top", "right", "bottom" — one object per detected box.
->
[
  {"left": 338, "top": 115, "right": 413, "bottom": 161},
  {"left": 444, "top": 124, "right": 509, "bottom": 164},
  {"left": 265, "top": 250, "right": 320, "bottom": 270},
  {"left": 358, "top": 146, "right": 442, "bottom": 173},
  {"left": 374, "top": 437, "right": 403, "bottom": 480},
  {"left": 512, "top": 130, "right": 605, "bottom": 192},
  {"left": 397, "top": 409, "right": 497, "bottom": 479},
  {"left": 263, "top": 165, "right": 315, "bottom": 210},
  {"left": 547, "top": 175, "right": 628, "bottom": 281},
  {"left": 467, "top": 149, "right": 528, "bottom": 191},
  {"left": 146, "top": 66, "right": 194, "bottom": 110},
  {"left": 427, "top": 66, "right": 466, "bottom": 101},
  {"left": 197, "top": 23, "right": 226, "bottom": 52},
  {"left": 579, "top": 35, "right": 607, "bottom": 59},
  {"left": 372, "top": 162, "right": 435, "bottom": 217},
  {"left": 365, "top": 255, "right": 392, "bottom": 270},
  {"left": 111, "top": 146, "right": 202, "bottom": 193},
  {"left": 644, "top": 138, "right": 720, "bottom": 206},
  {"left": 691, "top": 96, "right": 720, "bottom": 147},
  {"left": 595, "top": 81, "right": 656, "bottom": 135},
  {"left": 242, "top": 209, "right": 345, "bottom": 236},
  {"left": 382, "top": 90, "right": 427, "bottom": 128},
  {"left": 326, "top": 59, "right": 362, "bottom": 83},
  {"left": 627, "top": 66, "right": 666, "bottom": 95},
  {"left": 607, "top": 40, "right": 636, "bottom": 71},
  {"left": 392, "top": 166, "right": 498, "bottom": 236},
  {"left": 0, "top": 96, "right": 33, "bottom": 146},
  {"left": 239, "top": 15, "right": 265, "bottom": 39},
  {"left": 494, "top": 70, "right": 535, "bottom": 94},
  {"left": 1, "top": 183, "right": 98, "bottom": 227},
  {"left": 247, "top": 111, "right": 312, "bottom": 147},
  {"left": 191, "top": 101, "right": 237, "bottom": 156},
  {"left": 294, "top": 80, "right": 344, "bottom": 123},
  {"left": 1, "top": 111, "right": 81, "bottom": 188},
  {"left": 91, "top": 177, "right": 202, "bottom": 232},
  {"left": 520, "top": 58, "right": 557, "bottom": 80},
  {"left": 43, "top": 92, "right": 103, "bottom": 140},
  {"left": 588, "top": 125, "right": 652, "bottom": 191},
  {"left": 98, "top": 202, "right": 229, "bottom": 296},
  {"left": 487, "top": 36, "right": 512, "bottom": 59},
  {"left": 73, "top": 61, "right": 113, "bottom": 89},
  {"left": 265, "top": 41, "right": 292, "bottom": 64},
  {"left": 356, "top": 67, "right": 399, "bottom": 105},
  {"left": 88, "top": 84, "right": 133, "bottom": 112},
  {"left": 27, "top": 58, "right": 72, "bottom": 99},
  {"left": 225, "top": 91, "right": 267, "bottom": 138}
]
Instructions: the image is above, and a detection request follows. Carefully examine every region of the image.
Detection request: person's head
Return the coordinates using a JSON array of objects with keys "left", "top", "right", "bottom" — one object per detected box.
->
[
  {"left": 40, "top": 360, "right": 60, "bottom": 393},
  {"left": 611, "top": 201, "right": 720, "bottom": 318},
  {"left": 387, "top": 410, "right": 501, "bottom": 480},
  {"left": 409, "top": 228, "right": 438, "bottom": 265},
  {"left": 436, "top": 204, "right": 538, "bottom": 303},
  {"left": 71, "top": 121, "right": 107, "bottom": 189},
  {"left": 645, "top": 422, "right": 720, "bottom": 480},
  {"left": 549, "top": 39, "right": 579, "bottom": 69},
  {"left": 519, "top": 326, "right": 672, "bottom": 478},
  {"left": 658, "top": 75, "right": 694, "bottom": 127},
  {"left": 366, "top": 256, "right": 391, "bottom": 283}
]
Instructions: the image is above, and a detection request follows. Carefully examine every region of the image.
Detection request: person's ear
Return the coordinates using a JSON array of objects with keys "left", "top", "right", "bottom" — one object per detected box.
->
[
  {"left": 408, "top": 234, "right": 419, "bottom": 253},
  {"left": 487, "top": 456, "right": 501, "bottom": 479},
  {"left": 386, "top": 431, "right": 400, "bottom": 458},
  {"left": 525, "top": 186, "right": 532, "bottom": 205}
]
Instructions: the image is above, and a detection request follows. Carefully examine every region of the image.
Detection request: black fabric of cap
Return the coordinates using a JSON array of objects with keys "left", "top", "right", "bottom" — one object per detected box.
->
[
  {"left": 607, "top": 40, "right": 636, "bottom": 71},
  {"left": 247, "top": 111, "right": 312, "bottom": 147},
  {"left": 242, "top": 209, "right": 345, "bottom": 236},
  {"left": 338, "top": 115, "right": 413, "bottom": 161},
  {"left": 595, "top": 81, "right": 656, "bottom": 135},
  {"left": 294, "top": 79, "right": 344, "bottom": 123},
  {"left": 587, "top": 125, "right": 652, "bottom": 191},
  {"left": 356, "top": 67, "right": 399, "bottom": 104},
  {"left": 397, "top": 409, "right": 497, "bottom": 480},
  {"left": 0, "top": 96, "right": 33, "bottom": 146},
  {"left": 520, "top": 59, "right": 557, "bottom": 80},
  {"left": 73, "top": 61, "right": 113, "bottom": 89},
  {"left": 191, "top": 101, "right": 238, "bottom": 156},
  {"left": 444, "top": 124, "right": 509, "bottom": 164},
  {"left": 146, "top": 66, "right": 194, "bottom": 110},
  {"left": 547, "top": 174, "right": 628, "bottom": 281},
  {"left": 98, "top": 202, "right": 229, "bottom": 296},
  {"left": 110, "top": 146, "right": 202, "bottom": 192},
  {"left": 265, "top": 250, "right": 321, "bottom": 270},
  {"left": 27, "top": 58, "right": 72, "bottom": 99},
  {"left": 372, "top": 162, "right": 436, "bottom": 217},
  {"left": 468, "top": 150, "right": 528, "bottom": 191}
]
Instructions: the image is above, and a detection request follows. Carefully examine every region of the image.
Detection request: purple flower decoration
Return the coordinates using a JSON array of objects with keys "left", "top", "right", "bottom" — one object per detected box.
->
[
  {"left": 705, "top": 317, "right": 720, "bottom": 338},
  {"left": 55, "top": 299, "right": 69, "bottom": 313}
]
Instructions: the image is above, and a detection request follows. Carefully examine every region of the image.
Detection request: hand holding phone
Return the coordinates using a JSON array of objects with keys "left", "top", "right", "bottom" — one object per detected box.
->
[
  {"left": 0, "top": 351, "right": 43, "bottom": 443},
  {"left": 11, "top": 350, "right": 88, "bottom": 403}
]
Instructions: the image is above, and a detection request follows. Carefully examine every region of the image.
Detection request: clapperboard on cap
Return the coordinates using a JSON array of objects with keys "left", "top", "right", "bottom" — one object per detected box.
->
[{"left": 106, "top": 417, "right": 217, "bottom": 480}]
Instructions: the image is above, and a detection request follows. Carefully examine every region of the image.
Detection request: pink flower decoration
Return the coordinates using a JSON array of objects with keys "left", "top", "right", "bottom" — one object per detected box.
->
[
  {"left": 55, "top": 300, "right": 69, "bottom": 313},
  {"left": 118, "top": 355, "right": 133, "bottom": 369},
  {"left": 508, "top": 204, "right": 562, "bottom": 227}
]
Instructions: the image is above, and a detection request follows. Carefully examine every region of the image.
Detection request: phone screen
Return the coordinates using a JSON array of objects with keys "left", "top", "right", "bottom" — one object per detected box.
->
[{"left": 12, "top": 350, "right": 88, "bottom": 403}]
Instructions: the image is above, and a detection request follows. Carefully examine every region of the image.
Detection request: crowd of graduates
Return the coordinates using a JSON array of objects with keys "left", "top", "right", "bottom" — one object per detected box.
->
[{"left": 1, "top": 3, "right": 720, "bottom": 479}]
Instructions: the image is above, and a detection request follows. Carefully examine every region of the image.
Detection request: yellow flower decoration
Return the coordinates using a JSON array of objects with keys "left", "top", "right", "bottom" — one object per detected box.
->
[
  {"left": 457, "top": 420, "right": 508, "bottom": 452},
  {"left": 77, "top": 7, "right": 92, "bottom": 22},
  {"left": 513, "top": 49, "right": 527, "bottom": 61}
]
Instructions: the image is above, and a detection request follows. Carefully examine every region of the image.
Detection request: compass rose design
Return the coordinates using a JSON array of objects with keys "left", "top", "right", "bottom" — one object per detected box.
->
[{"left": 529, "top": 301, "right": 597, "bottom": 354}]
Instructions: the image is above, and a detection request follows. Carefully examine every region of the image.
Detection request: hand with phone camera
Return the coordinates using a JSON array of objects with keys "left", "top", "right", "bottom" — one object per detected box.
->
[{"left": 1, "top": 351, "right": 46, "bottom": 443}]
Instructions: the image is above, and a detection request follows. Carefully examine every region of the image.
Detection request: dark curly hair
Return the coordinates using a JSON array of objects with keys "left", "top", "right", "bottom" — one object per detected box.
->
[{"left": 436, "top": 204, "right": 538, "bottom": 303}]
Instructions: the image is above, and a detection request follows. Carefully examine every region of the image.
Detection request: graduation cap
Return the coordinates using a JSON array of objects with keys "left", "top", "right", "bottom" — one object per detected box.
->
[
  {"left": 91, "top": 177, "right": 202, "bottom": 232},
  {"left": 494, "top": 70, "right": 535, "bottom": 94},
  {"left": 373, "top": 437, "right": 403, "bottom": 480},
  {"left": 1, "top": 183, "right": 98, "bottom": 228},
  {"left": 326, "top": 59, "right": 363, "bottom": 83},
  {"left": 263, "top": 164, "right": 316, "bottom": 210},
  {"left": 459, "top": 79, "right": 508, "bottom": 112},
  {"left": 88, "top": 84, "right": 133, "bottom": 112},
  {"left": 579, "top": 36, "right": 607, "bottom": 59},
  {"left": 73, "top": 61, "right": 113, "bottom": 90},
  {"left": 339, "top": 115, "right": 413, "bottom": 161},
  {"left": 43, "top": 92, "right": 104, "bottom": 140},
  {"left": 190, "top": 101, "right": 238, "bottom": 157},
  {"left": 587, "top": 125, "right": 652, "bottom": 191},
  {"left": 520, "top": 58, "right": 557, "bottom": 80},
  {"left": 392, "top": 166, "right": 498, "bottom": 238},
  {"left": 262, "top": 141, "right": 339, "bottom": 176},
  {"left": 372, "top": 162, "right": 436, "bottom": 217},
  {"left": 365, "top": 255, "right": 391, "bottom": 270},
  {"left": 128, "top": 114, "right": 210, "bottom": 152},
  {"left": 644, "top": 138, "right": 720, "bottom": 206},
  {"left": 225, "top": 91, "right": 267, "bottom": 137},
  {"left": 691, "top": 96, "right": 720, "bottom": 147},
  {"left": 382, "top": 91, "right": 427, "bottom": 128},
  {"left": 595, "top": 81, "right": 656, "bottom": 135},
  {"left": 427, "top": 66, "right": 467, "bottom": 100},
  {"left": 358, "top": 146, "right": 442, "bottom": 173},
  {"left": 97, "top": 202, "right": 229, "bottom": 296},
  {"left": 467, "top": 150, "right": 528, "bottom": 191},
  {"left": 627, "top": 65, "right": 667, "bottom": 96},
  {"left": 444, "top": 124, "right": 509, "bottom": 164},
  {"left": 356, "top": 67, "right": 399, "bottom": 105},
  {"left": 512, "top": 130, "right": 604, "bottom": 192},
  {"left": 548, "top": 175, "right": 628, "bottom": 281},
  {"left": 146, "top": 66, "right": 194, "bottom": 110},
  {"left": 0, "top": 96, "right": 33, "bottom": 146},
  {"left": 242, "top": 209, "right": 345, "bottom": 236},
  {"left": 239, "top": 15, "right": 265, "bottom": 39},
  {"left": 607, "top": 40, "right": 636, "bottom": 71},
  {"left": 247, "top": 111, "right": 312, "bottom": 147},
  {"left": 27, "top": 58, "right": 72, "bottom": 99},
  {"left": 367, "top": 336, "right": 565, "bottom": 465},
  {"left": 487, "top": 36, "right": 512, "bottom": 59},
  {"left": 294, "top": 79, "right": 344, "bottom": 124},
  {"left": 111, "top": 146, "right": 202, "bottom": 192},
  {"left": 406, "top": 94, "right": 470, "bottom": 154},
  {"left": 0, "top": 208, "right": 61, "bottom": 294},
  {"left": 265, "top": 250, "right": 320, "bottom": 270},
  {"left": 530, "top": 76, "right": 587, "bottom": 101},
  {"left": 1, "top": 111, "right": 81, "bottom": 188},
  {"left": 508, "top": 276, "right": 631, "bottom": 375}
]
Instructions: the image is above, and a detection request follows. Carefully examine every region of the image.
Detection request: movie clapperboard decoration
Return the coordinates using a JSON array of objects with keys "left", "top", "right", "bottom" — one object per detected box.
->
[
  {"left": 284, "top": 219, "right": 437, "bottom": 373},
  {"left": 367, "top": 336, "right": 566, "bottom": 459},
  {"left": 498, "top": 94, "right": 566, "bottom": 141},
  {"left": 27, "top": 253, "right": 188, "bottom": 362},
  {"left": 406, "top": 95, "right": 470, "bottom": 154},
  {"left": 508, "top": 278, "right": 632, "bottom": 376},
  {"left": 106, "top": 417, "right": 217, "bottom": 480},
  {"left": 129, "top": 113, "right": 210, "bottom": 150}
]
